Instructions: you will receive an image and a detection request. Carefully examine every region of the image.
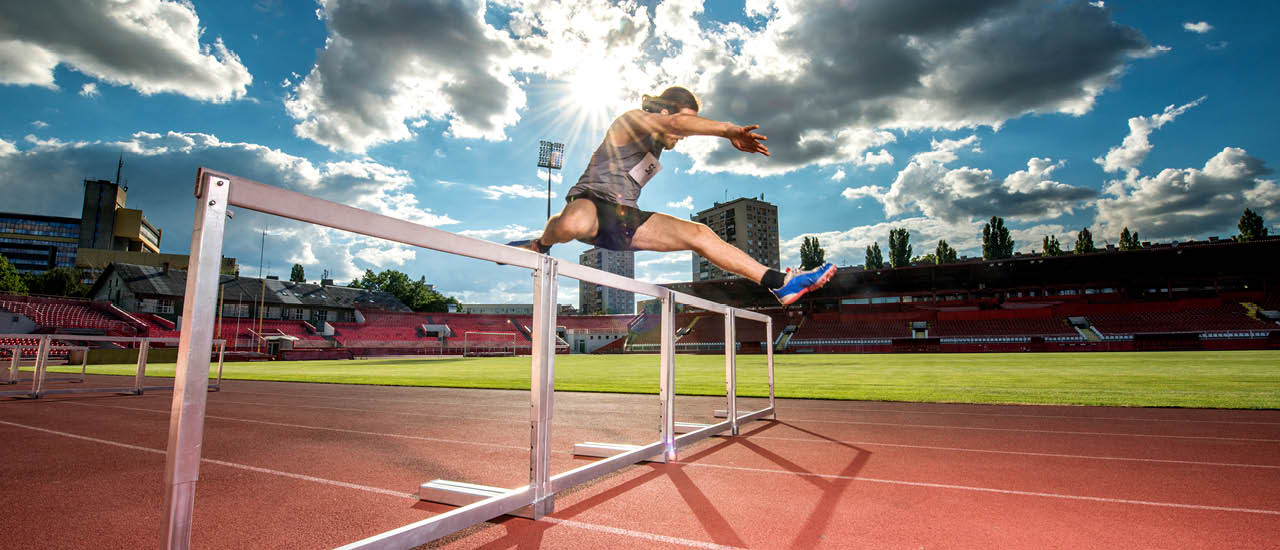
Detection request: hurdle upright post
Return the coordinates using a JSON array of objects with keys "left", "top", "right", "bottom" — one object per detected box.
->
[
  {"left": 133, "top": 340, "right": 150, "bottom": 395},
  {"left": 528, "top": 255, "right": 558, "bottom": 518},
  {"left": 163, "top": 169, "right": 230, "bottom": 550},
  {"left": 724, "top": 310, "right": 738, "bottom": 436},
  {"left": 8, "top": 345, "right": 19, "bottom": 384},
  {"left": 659, "top": 289, "right": 676, "bottom": 460},
  {"left": 214, "top": 341, "right": 225, "bottom": 390},
  {"left": 767, "top": 317, "right": 775, "bottom": 418},
  {"left": 32, "top": 335, "right": 51, "bottom": 397}
]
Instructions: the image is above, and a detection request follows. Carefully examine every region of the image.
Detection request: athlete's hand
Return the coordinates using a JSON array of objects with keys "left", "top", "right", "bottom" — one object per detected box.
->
[{"left": 728, "top": 124, "right": 769, "bottom": 156}]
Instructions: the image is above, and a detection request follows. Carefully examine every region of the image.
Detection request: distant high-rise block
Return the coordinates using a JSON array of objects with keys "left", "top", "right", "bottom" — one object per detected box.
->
[
  {"left": 579, "top": 247, "right": 636, "bottom": 314},
  {"left": 691, "top": 197, "right": 780, "bottom": 281}
]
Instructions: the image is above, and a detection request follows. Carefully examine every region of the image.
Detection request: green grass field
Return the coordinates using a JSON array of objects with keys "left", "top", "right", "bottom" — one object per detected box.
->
[{"left": 44, "top": 350, "right": 1280, "bottom": 409}]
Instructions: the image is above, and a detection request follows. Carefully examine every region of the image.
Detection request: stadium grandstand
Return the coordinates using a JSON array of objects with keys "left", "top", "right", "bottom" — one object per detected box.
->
[{"left": 2, "top": 236, "right": 1277, "bottom": 361}]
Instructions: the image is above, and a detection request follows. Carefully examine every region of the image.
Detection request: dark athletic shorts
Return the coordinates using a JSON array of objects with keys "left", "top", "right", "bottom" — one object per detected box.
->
[{"left": 568, "top": 194, "right": 655, "bottom": 251}]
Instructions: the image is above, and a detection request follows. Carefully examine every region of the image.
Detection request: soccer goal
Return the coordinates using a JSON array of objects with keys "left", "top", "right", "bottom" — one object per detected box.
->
[{"left": 463, "top": 331, "right": 517, "bottom": 357}]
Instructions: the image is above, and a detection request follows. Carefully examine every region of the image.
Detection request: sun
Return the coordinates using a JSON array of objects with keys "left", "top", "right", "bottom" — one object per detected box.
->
[{"left": 554, "top": 64, "right": 627, "bottom": 140}]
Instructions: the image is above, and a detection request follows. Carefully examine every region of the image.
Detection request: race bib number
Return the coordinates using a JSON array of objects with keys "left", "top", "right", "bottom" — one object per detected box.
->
[{"left": 628, "top": 153, "right": 662, "bottom": 186}]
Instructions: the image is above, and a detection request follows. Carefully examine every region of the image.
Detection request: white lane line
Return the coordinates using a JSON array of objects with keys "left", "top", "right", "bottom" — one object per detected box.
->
[
  {"left": 61, "top": 401, "right": 527, "bottom": 450},
  {"left": 0, "top": 419, "right": 741, "bottom": 550},
  {"left": 745, "top": 435, "right": 1280, "bottom": 469},
  {"left": 675, "top": 462, "right": 1280, "bottom": 516},
  {"left": 779, "top": 417, "right": 1280, "bottom": 442},
  {"left": 0, "top": 419, "right": 416, "bottom": 498},
  {"left": 776, "top": 406, "right": 1280, "bottom": 426}
]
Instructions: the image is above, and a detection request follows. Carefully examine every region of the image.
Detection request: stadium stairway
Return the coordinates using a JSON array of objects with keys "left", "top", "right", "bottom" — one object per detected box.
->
[{"left": 509, "top": 317, "right": 533, "bottom": 341}]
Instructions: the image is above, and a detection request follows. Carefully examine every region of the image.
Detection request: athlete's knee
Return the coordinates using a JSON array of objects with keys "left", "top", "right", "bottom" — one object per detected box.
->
[
  {"left": 687, "top": 222, "right": 718, "bottom": 251},
  {"left": 552, "top": 208, "right": 595, "bottom": 238}
]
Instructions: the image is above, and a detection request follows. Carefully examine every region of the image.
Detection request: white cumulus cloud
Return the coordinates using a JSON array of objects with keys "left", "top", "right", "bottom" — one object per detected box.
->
[
  {"left": 864, "top": 137, "right": 1093, "bottom": 223},
  {"left": 1094, "top": 147, "right": 1278, "bottom": 241},
  {"left": 477, "top": 184, "right": 552, "bottom": 200},
  {"left": 1095, "top": 97, "right": 1205, "bottom": 174},
  {"left": 285, "top": 0, "right": 525, "bottom": 152},
  {"left": 1183, "top": 21, "right": 1213, "bottom": 34},
  {"left": 667, "top": 195, "right": 695, "bottom": 209},
  {"left": 0, "top": 0, "right": 251, "bottom": 102}
]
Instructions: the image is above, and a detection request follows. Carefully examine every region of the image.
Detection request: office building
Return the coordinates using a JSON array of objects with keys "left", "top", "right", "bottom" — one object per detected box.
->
[{"left": 0, "top": 212, "right": 81, "bottom": 274}]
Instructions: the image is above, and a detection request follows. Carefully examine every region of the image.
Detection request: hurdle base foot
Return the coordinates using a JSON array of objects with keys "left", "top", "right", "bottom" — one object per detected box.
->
[
  {"left": 713, "top": 409, "right": 728, "bottom": 418},
  {"left": 572, "top": 442, "right": 666, "bottom": 463},
  {"left": 418, "top": 480, "right": 537, "bottom": 519}
]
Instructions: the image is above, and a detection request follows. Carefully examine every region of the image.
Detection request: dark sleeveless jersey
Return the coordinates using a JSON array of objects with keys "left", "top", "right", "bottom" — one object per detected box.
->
[{"left": 565, "top": 133, "right": 664, "bottom": 208}]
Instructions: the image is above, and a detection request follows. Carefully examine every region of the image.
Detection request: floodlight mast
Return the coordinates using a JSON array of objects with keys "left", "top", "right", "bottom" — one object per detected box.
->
[{"left": 537, "top": 140, "right": 564, "bottom": 220}]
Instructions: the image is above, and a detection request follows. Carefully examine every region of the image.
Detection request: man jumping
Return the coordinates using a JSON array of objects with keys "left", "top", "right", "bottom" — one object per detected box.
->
[{"left": 510, "top": 86, "right": 835, "bottom": 305}]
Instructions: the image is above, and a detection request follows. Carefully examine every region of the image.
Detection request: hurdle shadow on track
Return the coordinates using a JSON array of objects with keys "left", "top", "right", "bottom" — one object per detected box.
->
[
  {"left": 745, "top": 421, "right": 870, "bottom": 549},
  {"left": 433, "top": 421, "right": 785, "bottom": 549}
]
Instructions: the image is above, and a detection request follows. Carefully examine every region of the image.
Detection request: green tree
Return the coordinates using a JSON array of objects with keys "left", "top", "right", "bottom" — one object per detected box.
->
[
  {"left": 935, "top": 240, "right": 958, "bottom": 264},
  {"left": 1237, "top": 208, "right": 1268, "bottom": 242},
  {"left": 348, "top": 268, "right": 461, "bottom": 313},
  {"left": 1118, "top": 227, "right": 1141, "bottom": 251},
  {"left": 1073, "top": 227, "right": 1095, "bottom": 254},
  {"left": 290, "top": 263, "right": 306, "bottom": 283},
  {"left": 864, "top": 242, "right": 884, "bottom": 269},
  {"left": 1042, "top": 235, "right": 1063, "bottom": 256},
  {"left": 913, "top": 253, "right": 937, "bottom": 265},
  {"left": 799, "top": 236, "right": 826, "bottom": 270},
  {"left": 22, "top": 267, "right": 87, "bottom": 297},
  {"left": 888, "top": 228, "right": 912, "bottom": 268},
  {"left": 981, "top": 216, "right": 1014, "bottom": 260},
  {"left": 0, "top": 254, "right": 28, "bottom": 293}
]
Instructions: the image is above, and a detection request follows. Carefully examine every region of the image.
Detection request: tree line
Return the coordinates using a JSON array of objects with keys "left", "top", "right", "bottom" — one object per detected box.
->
[
  {"left": 0, "top": 264, "right": 89, "bottom": 297},
  {"left": 796, "top": 208, "right": 1271, "bottom": 270},
  {"left": 291, "top": 263, "right": 463, "bottom": 313}
]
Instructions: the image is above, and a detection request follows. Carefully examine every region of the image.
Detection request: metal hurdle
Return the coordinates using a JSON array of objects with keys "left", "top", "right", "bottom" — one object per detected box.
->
[
  {"left": 167, "top": 168, "right": 776, "bottom": 550},
  {"left": 0, "top": 334, "right": 226, "bottom": 399},
  {"left": 4, "top": 342, "right": 89, "bottom": 384}
]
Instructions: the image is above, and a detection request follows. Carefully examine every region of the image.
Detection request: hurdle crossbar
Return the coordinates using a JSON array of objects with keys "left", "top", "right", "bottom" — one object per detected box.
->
[
  {"left": 0, "top": 334, "right": 226, "bottom": 398},
  {"left": 168, "top": 168, "right": 775, "bottom": 550}
]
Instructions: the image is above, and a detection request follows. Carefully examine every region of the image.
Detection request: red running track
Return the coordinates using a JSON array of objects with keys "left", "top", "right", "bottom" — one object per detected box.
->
[{"left": 1, "top": 374, "right": 1278, "bottom": 549}]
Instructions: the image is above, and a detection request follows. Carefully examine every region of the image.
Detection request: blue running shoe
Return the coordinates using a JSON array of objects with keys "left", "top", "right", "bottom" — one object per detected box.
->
[{"left": 770, "top": 262, "right": 836, "bottom": 305}]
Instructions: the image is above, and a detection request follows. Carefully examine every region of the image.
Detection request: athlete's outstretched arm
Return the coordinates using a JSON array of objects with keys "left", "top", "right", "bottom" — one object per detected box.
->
[{"left": 614, "top": 109, "right": 770, "bottom": 156}]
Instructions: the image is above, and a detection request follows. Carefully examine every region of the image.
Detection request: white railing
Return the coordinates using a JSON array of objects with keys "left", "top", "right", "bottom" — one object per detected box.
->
[{"left": 165, "top": 168, "right": 776, "bottom": 550}]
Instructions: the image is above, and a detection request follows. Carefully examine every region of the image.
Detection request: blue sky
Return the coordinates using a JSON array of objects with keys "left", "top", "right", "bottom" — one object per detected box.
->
[{"left": 1, "top": 0, "right": 1277, "bottom": 307}]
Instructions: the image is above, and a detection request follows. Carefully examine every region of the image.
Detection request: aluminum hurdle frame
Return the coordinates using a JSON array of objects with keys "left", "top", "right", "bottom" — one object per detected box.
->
[
  {"left": 4, "top": 340, "right": 88, "bottom": 386},
  {"left": 0, "top": 334, "right": 225, "bottom": 398},
  {"left": 166, "top": 168, "right": 775, "bottom": 550}
]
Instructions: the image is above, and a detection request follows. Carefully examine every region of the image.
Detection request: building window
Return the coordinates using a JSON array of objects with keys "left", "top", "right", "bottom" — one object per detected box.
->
[{"left": 157, "top": 299, "right": 174, "bottom": 314}]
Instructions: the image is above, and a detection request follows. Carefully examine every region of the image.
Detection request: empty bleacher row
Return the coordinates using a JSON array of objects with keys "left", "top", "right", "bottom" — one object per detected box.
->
[
  {"left": 0, "top": 295, "right": 137, "bottom": 335},
  {"left": 1087, "top": 307, "right": 1275, "bottom": 335}
]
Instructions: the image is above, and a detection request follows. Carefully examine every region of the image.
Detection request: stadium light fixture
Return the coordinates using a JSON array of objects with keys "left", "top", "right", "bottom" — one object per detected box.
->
[{"left": 537, "top": 140, "right": 565, "bottom": 220}]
